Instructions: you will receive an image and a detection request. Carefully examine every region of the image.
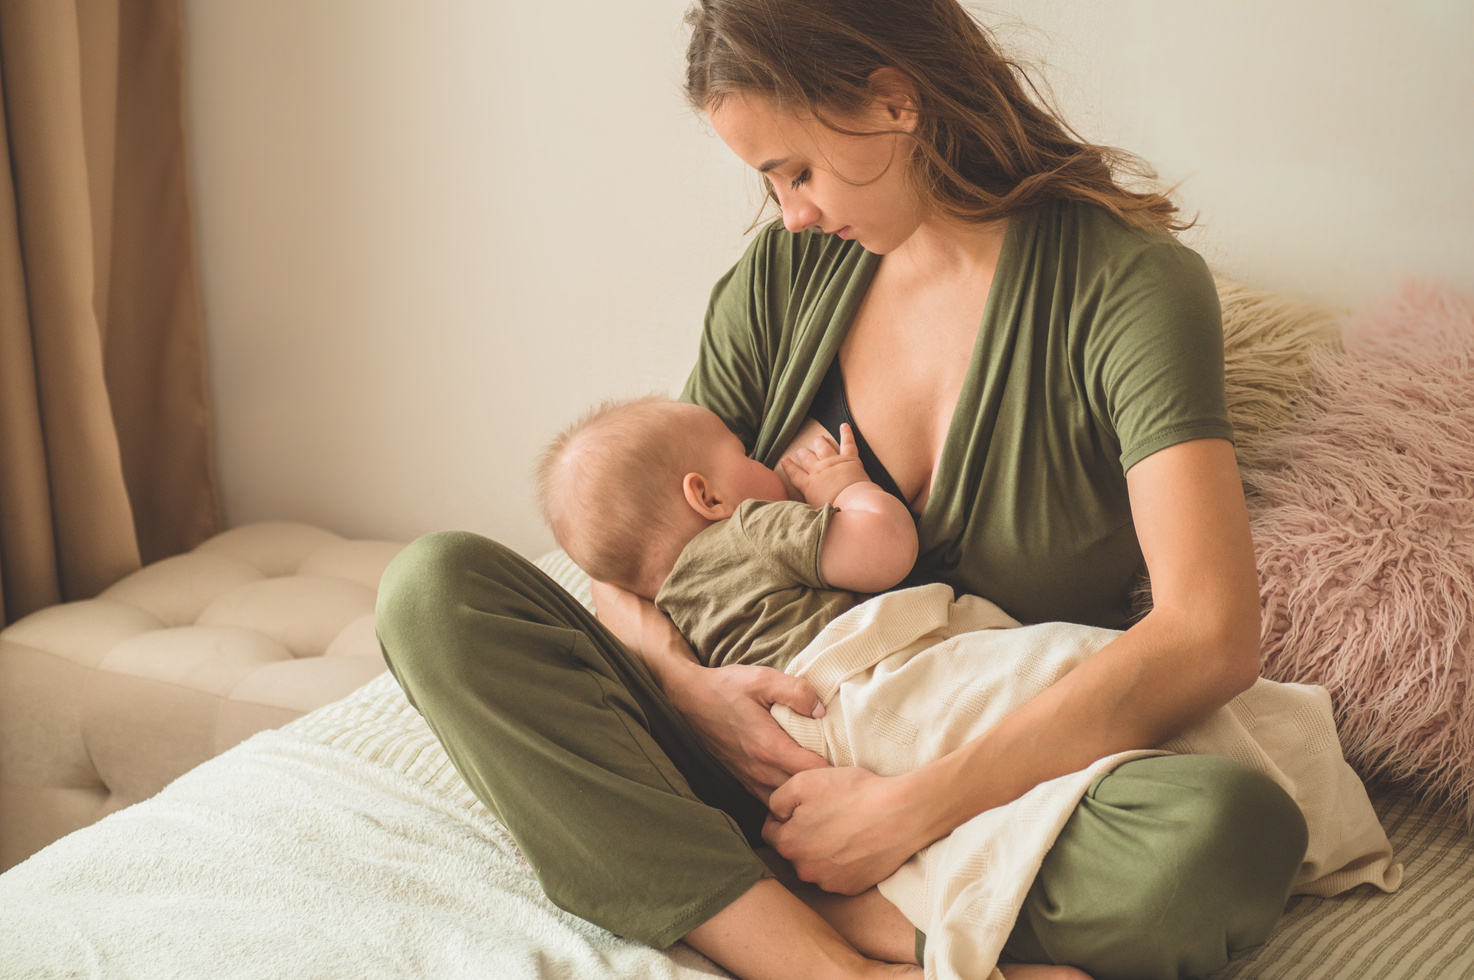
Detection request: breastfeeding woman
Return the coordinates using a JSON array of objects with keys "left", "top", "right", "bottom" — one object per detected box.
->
[{"left": 375, "top": 1, "right": 1309, "bottom": 978}]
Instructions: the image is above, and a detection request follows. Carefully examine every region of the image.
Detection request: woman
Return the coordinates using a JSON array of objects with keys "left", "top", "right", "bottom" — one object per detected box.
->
[{"left": 375, "top": 1, "right": 1308, "bottom": 978}]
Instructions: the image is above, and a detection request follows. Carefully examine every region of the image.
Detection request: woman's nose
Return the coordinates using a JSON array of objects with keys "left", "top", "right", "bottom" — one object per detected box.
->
[{"left": 778, "top": 193, "right": 819, "bottom": 233}]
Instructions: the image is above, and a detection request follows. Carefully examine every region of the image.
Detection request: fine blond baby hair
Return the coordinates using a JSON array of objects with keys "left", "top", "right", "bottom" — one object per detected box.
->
[{"left": 535, "top": 395, "right": 698, "bottom": 588}]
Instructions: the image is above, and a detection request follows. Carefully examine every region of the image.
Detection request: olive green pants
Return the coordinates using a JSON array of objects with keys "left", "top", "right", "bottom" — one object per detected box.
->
[{"left": 375, "top": 532, "right": 1308, "bottom": 979}]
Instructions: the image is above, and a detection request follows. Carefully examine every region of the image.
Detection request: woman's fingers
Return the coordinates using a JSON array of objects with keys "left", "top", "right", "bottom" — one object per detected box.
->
[
  {"left": 739, "top": 760, "right": 803, "bottom": 801},
  {"left": 760, "top": 768, "right": 923, "bottom": 894},
  {"left": 743, "top": 668, "right": 829, "bottom": 779},
  {"left": 757, "top": 668, "right": 826, "bottom": 720},
  {"left": 669, "top": 663, "right": 831, "bottom": 801},
  {"left": 765, "top": 773, "right": 803, "bottom": 822},
  {"left": 745, "top": 728, "right": 830, "bottom": 797}
]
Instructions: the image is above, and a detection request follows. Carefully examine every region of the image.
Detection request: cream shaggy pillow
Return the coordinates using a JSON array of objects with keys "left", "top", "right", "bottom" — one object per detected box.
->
[
  {"left": 1217, "top": 277, "right": 1344, "bottom": 458},
  {"left": 1129, "top": 279, "right": 1343, "bottom": 618},
  {"left": 1241, "top": 280, "right": 1474, "bottom": 819}
]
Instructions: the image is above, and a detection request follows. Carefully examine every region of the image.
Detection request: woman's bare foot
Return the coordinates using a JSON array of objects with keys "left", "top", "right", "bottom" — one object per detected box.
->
[
  {"left": 998, "top": 965, "right": 1093, "bottom": 980},
  {"left": 685, "top": 877, "right": 921, "bottom": 980},
  {"left": 754, "top": 847, "right": 918, "bottom": 965},
  {"left": 742, "top": 851, "right": 1081, "bottom": 980}
]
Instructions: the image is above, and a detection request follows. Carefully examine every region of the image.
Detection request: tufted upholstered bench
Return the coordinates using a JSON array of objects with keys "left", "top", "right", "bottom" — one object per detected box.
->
[{"left": 0, "top": 522, "right": 406, "bottom": 870}]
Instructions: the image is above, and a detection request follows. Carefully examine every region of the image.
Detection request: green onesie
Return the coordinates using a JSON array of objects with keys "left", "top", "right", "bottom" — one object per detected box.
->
[{"left": 655, "top": 499, "right": 853, "bottom": 671}]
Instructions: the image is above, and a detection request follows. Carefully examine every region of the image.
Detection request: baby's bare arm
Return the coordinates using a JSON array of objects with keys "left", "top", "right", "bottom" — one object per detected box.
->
[{"left": 781, "top": 424, "right": 918, "bottom": 594}]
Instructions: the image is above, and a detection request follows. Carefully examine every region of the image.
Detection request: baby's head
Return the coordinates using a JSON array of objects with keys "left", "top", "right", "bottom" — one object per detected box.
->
[{"left": 536, "top": 396, "right": 787, "bottom": 596}]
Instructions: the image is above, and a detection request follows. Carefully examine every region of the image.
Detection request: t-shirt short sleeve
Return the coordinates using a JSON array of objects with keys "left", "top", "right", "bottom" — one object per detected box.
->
[
  {"left": 732, "top": 499, "right": 833, "bottom": 591},
  {"left": 681, "top": 225, "right": 789, "bottom": 452},
  {"left": 1082, "top": 238, "right": 1233, "bottom": 472},
  {"left": 656, "top": 498, "right": 853, "bottom": 670},
  {"left": 679, "top": 221, "right": 877, "bottom": 466}
]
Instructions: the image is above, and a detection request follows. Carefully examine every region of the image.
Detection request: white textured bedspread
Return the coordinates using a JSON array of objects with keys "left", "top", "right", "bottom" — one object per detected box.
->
[
  {"left": 0, "top": 674, "right": 730, "bottom": 980},
  {"left": 3, "top": 551, "right": 1471, "bottom": 979}
]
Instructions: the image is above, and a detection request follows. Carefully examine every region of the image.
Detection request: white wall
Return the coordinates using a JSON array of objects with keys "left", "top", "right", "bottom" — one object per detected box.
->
[
  {"left": 978, "top": 1, "right": 1474, "bottom": 299},
  {"left": 184, "top": 0, "right": 1474, "bottom": 555}
]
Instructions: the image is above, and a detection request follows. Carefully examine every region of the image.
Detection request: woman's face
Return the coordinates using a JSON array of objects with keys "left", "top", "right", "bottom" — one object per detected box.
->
[{"left": 708, "top": 93, "right": 925, "bottom": 255}]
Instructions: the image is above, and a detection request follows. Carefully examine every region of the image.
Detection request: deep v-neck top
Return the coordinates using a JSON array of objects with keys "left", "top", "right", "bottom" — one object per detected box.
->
[
  {"left": 682, "top": 200, "right": 1232, "bottom": 629},
  {"left": 806, "top": 358, "right": 909, "bottom": 507}
]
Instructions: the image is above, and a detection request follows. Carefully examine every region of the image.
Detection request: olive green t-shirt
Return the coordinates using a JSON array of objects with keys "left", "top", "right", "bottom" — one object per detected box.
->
[
  {"left": 681, "top": 200, "right": 1231, "bottom": 629},
  {"left": 654, "top": 499, "right": 858, "bottom": 671}
]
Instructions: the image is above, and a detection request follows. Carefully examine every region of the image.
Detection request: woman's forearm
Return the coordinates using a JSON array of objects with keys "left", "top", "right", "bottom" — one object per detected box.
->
[
  {"left": 589, "top": 578, "right": 699, "bottom": 685},
  {"left": 761, "top": 601, "right": 1261, "bottom": 891},
  {"left": 899, "top": 438, "right": 1265, "bottom": 847},
  {"left": 900, "top": 604, "right": 1260, "bottom": 847}
]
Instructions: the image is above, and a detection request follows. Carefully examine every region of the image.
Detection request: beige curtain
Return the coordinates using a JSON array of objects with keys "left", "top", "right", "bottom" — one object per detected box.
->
[{"left": 0, "top": 0, "right": 219, "bottom": 626}]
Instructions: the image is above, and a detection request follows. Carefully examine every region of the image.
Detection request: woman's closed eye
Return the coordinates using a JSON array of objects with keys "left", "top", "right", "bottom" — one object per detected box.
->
[{"left": 789, "top": 168, "right": 811, "bottom": 190}]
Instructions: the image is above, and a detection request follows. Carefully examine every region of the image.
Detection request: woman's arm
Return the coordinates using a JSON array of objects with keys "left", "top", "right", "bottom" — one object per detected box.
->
[
  {"left": 763, "top": 437, "right": 1262, "bottom": 892},
  {"left": 589, "top": 578, "right": 832, "bottom": 802}
]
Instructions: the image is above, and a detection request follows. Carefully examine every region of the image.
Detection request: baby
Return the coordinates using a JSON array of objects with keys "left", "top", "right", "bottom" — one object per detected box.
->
[
  {"left": 535, "top": 395, "right": 920, "bottom": 674},
  {"left": 536, "top": 395, "right": 1100, "bottom": 980}
]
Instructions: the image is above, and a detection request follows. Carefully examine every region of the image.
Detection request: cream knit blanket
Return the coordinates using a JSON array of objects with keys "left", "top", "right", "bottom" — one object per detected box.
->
[{"left": 770, "top": 583, "right": 1402, "bottom": 980}]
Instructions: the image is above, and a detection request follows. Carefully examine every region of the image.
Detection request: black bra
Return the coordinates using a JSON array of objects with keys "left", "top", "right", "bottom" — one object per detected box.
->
[{"left": 806, "top": 358, "right": 911, "bottom": 509}]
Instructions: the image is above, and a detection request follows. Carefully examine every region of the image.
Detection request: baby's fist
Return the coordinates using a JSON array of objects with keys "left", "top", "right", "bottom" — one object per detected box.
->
[{"left": 779, "top": 424, "right": 870, "bottom": 506}]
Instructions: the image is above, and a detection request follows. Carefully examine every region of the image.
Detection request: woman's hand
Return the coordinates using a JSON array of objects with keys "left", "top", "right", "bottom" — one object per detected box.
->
[
  {"left": 761, "top": 767, "right": 928, "bottom": 894},
  {"left": 590, "top": 579, "right": 831, "bottom": 802},
  {"left": 664, "top": 659, "right": 832, "bottom": 803}
]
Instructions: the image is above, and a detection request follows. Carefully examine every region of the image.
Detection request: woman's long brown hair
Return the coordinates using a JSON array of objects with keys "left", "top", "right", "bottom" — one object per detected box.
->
[{"left": 685, "top": 0, "right": 1190, "bottom": 233}]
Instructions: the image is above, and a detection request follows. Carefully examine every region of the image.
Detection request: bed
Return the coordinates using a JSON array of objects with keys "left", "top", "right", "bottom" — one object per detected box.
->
[
  {"left": 0, "top": 550, "right": 1470, "bottom": 978},
  {"left": 2, "top": 279, "right": 1471, "bottom": 978}
]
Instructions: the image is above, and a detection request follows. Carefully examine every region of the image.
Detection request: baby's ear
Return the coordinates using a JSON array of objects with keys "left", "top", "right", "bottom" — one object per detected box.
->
[{"left": 683, "top": 472, "right": 729, "bottom": 520}]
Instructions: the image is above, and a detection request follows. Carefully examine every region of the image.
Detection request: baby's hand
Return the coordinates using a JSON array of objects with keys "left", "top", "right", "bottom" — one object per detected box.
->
[{"left": 779, "top": 424, "right": 871, "bottom": 507}]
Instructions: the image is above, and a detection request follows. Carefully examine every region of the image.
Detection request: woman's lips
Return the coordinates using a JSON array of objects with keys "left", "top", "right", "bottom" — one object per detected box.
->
[{"left": 835, "top": 226, "right": 853, "bottom": 240}]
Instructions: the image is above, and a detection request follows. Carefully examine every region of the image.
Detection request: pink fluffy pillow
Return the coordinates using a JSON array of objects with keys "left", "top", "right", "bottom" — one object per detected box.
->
[{"left": 1243, "top": 281, "right": 1474, "bottom": 819}]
